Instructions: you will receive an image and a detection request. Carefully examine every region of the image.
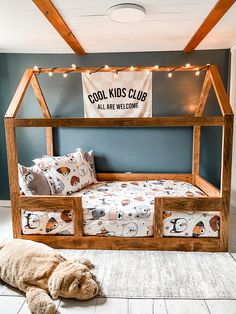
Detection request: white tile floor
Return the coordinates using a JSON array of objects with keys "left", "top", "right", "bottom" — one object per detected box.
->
[{"left": 1, "top": 206, "right": 236, "bottom": 314}]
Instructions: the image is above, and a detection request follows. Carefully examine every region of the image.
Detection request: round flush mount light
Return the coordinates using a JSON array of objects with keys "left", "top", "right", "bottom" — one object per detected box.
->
[{"left": 107, "top": 4, "right": 145, "bottom": 23}]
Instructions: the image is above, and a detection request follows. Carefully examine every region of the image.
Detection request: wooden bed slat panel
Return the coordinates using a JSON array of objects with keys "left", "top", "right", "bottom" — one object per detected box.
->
[
  {"left": 18, "top": 234, "right": 221, "bottom": 251},
  {"left": 96, "top": 173, "right": 193, "bottom": 182},
  {"left": 19, "top": 196, "right": 74, "bottom": 210},
  {"left": 160, "top": 197, "right": 223, "bottom": 211},
  {"left": 13, "top": 116, "right": 224, "bottom": 128}
]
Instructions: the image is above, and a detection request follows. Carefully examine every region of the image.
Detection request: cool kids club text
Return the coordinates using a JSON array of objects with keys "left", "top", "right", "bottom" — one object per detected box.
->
[{"left": 88, "top": 88, "right": 148, "bottom": 104}]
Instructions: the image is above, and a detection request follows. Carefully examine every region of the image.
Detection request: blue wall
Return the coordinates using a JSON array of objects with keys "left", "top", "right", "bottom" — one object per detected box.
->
[{"left": 0, "top": 50, "right": 229, "bottom": 199}]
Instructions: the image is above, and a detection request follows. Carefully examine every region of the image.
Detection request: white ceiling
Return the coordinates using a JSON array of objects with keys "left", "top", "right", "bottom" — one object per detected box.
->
[{"left": 0, "top": 0, "right": 236, "bottom": 53}]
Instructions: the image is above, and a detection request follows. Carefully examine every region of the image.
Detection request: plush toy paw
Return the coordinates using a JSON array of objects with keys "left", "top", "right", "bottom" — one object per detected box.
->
[
  {"left": 76, "top": 257, "right": 93, "bottom": 269},
  {"left": 26, "top": 286, "right": 57, "bottom": 314}
]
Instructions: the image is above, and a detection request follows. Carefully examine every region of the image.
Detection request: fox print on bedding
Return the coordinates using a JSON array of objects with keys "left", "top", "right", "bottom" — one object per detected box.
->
[{"left": 22, "top": 210, "right": 74, "bottom": 235}]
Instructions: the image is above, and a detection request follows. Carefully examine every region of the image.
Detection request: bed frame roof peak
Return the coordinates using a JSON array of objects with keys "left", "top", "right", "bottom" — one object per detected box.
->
[{"left": 4, "top": 65, "right": 233, "bottom": 120}]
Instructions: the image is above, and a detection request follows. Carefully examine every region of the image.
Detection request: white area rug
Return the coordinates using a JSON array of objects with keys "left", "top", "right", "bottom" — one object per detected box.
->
[
  {"left": 59, "top": 250, "right": 236, "bottom": 299},
  {"left": 1, "top": 250, "right": 236, "bottom": 299}
]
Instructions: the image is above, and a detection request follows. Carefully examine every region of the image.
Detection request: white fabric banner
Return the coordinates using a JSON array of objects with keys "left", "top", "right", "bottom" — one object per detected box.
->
[{"left": 82, "top": 71, "right": 152, "bottom": 118}]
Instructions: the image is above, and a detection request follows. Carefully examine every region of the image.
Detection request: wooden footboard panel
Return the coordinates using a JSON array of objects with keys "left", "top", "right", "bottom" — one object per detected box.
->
[{"left": 16, "top": 195, "right": 225, "bottom": 252}]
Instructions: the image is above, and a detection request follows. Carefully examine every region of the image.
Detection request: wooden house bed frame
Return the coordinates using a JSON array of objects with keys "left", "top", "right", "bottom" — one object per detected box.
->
[{"left": 4, "top": 65, "right": 234, "bottom": 252}]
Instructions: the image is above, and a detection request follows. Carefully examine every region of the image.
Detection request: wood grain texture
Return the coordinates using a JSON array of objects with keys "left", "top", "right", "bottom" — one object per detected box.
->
[
  {"left": 18, "top": 234, "right": 221, "bottom": 251},
  {"left": 192, "top": 71, "right": 212, "bottom": 181},
  {"left": 5, "top": 69, "right": 33, "bottom": 118},
  {"left": 154, "top": 198, "right": 163, "bottom": 238},
  {"left": 192, "top": 126, "right": 201, "bottom": 181},
  {"left": 13, "top": 116, "right": 224, "bottom": 128},
  {"left": 195, "top": 71, "right": 212, "bottom": 117},
  {"left": 30, "top": 74, "right": 53, "bottom": 155},
  {"left": 183, "top": 0, "right": 236, "bottom": 52},
  {"left": 195, "top": 175, "right": 221, "bottom": 197},
  {"left": 73, "top": 197, "right": 83, "bottom": 237},
  {"left": 4, "top": 118, "right": 21, "bottom": 237},
  {"left": 32, "top": 0, "right": 85, "bottom": 55},
  {"left": 209, "top": 65, "right": 234, "bottom": 116},
  {"left": 19, "top": 195, "right": 74, "bottom": 210},
  {"left": 220, "top": 115, "right": 234, "bottom": 251},
  {"left": 97, "top": 173, "right": 193, "bottom": 182},
  {"left": 160, "top": 197, "right": 223, "bottom": 211}
]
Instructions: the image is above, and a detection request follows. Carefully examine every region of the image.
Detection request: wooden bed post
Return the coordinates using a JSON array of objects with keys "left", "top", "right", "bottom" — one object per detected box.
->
[
  {"left": 220, "top": 115, "right": 234, "bottom": 250},
  {"left": 192, "top": 70, "right": 212, "bottom": 184},
  {"left": 30, "top": 74, "right": 54, "bottom": 156},
  {"left": 5, "top": 69, "right": 34, "bottom": 238},
  {"left": 5, "top": 118, "right": 21, "bottom": 237},
  {"left": 209, "top": 65, "right": 234, "bottom": 251}
]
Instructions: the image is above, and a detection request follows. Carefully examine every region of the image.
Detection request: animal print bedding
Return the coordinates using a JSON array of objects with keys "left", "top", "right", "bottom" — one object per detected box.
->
[
  {"left": 163, "top": 211, "right": 220, "bottom": 237},
  {"left": 21, "top": 180, "right": 220, "bottom": 237},
  {"left": 21, "top": 210, "right": 74, "bottom": 235}
]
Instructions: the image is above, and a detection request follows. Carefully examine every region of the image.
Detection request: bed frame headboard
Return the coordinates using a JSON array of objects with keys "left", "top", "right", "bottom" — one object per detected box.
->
[{"left": 4, "top": 65, "right": 234, "bottom": 251}]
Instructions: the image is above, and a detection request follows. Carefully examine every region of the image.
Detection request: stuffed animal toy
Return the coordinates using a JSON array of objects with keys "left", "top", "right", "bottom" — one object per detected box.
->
[{"left": 0, "top": 239, "right": 99, "bottom": 314}]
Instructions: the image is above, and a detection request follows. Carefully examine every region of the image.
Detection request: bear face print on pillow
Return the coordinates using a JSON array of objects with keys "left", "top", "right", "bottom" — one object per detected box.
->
[{"left": 34, "top": 150, "right": 96, "bottom": 196}]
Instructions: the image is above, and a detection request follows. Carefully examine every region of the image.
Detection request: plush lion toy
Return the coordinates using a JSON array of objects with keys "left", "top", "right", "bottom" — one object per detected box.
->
[{"left": 0, "top": 239, "right": 99, "bottom": 314}]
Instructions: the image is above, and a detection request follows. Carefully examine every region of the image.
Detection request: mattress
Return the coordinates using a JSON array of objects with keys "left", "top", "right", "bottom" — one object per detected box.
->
[{"left": 21, "top": 180, "right": 220, "bottom": 238}]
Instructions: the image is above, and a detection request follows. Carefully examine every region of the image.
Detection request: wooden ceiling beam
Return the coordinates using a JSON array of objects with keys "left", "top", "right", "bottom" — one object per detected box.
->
[
  {"left": 183, "top": 0, "right": 236, "bottom": 53},
  {"left": 32, "top": 0, "right": 86, "bottom": 55}
]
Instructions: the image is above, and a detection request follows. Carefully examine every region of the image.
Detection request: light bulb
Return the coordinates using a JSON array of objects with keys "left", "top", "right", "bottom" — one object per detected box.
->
[
  {"left": 71, "top": 64, "right": 76, "bottom": 69},
  {"left": 168, "top": 72, "right": 172, "bottom": 78},
  {"left": 130, "top": 66, "right": 134, "bottom": 71},
  {"left": 195, "top": 70, "right": 200, "bottom": 76},
  {"left": 48, "top": 71, "right": 53, "bottom": 77},
  {"left": 114, "top": 72, "right": 118, "bottom": 78},
  {"left": 154, "top": 65, "right": 159, "bottom": 70},
  {"left": 33, "top": 65, "right": 39, "bottom": 71},
  {"left": 185, "top": 63, "right": 191, "bottom": 68},
  {"left": 63, "top": 73, "right": 68, "bottom": 78},
  {"left": 104, "top": 64, "right": 109, "bottom": 69}
]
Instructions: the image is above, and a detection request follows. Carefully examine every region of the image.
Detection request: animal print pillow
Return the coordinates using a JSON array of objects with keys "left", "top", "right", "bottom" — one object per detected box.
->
[
  {"left": 18, "top": 164, "right": 52, "bottom": 195},
  {"left": 33, "top": 150, "right": 96, "bottom": 196},
  {"left": 76, "top": 148, "right": 97, "bottom": 182}
]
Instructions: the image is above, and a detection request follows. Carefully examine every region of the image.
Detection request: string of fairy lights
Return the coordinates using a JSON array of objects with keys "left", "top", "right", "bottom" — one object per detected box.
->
[{"left": 33, "top": 63, "right": 210, "bottom": 79}]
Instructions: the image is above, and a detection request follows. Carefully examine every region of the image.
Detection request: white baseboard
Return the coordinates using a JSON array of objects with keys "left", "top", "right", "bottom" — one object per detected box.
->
[{"left": 0, "top": 200, "right": 11, "bottom": 207}]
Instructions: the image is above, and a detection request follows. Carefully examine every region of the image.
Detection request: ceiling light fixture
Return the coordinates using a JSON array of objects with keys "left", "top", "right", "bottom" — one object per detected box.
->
[{"left": 107, "top": 4, "right": 145, "bottom": 23}]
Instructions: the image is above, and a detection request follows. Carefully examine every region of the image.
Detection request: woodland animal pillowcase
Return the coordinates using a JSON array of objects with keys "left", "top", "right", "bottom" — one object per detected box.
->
[
  {"left": 33, "top": 150, "right": 96, "bottom": 196},
  {"left": 18, "top": 164, "right": 52, "bottom": 195},
  {"left": 76, "top": 148, "right": 97, "bottom": 181}
]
